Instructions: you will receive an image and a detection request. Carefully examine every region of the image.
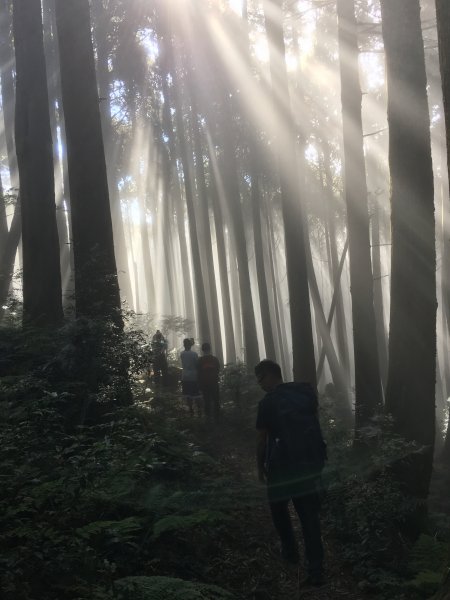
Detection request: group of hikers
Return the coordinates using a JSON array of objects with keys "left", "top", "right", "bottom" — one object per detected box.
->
[
  {"left": 148, "top": 332, "right": 327, "bottom": 590},
  {"left": 149, "top": 331, "right": 221, "bottom": 420}
]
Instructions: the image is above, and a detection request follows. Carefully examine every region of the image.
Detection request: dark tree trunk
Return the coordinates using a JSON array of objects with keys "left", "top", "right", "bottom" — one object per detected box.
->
[
  {"left": 13, "top": 0, "right": 63, "bottom": 326},
  {"left": 380, "top": 0, "right": 436, "bottom": 496},
  {"left": 337, "top": 0, "right": 382, "bottom": 427},
  {"left": 0, "top": 198, "right": 21, "bottom": 315},
  {"left": 42, "top": 0, "right": 72, "bottom": 305},
  {"left": 436, "top": 0, "right": 450, "bottom": 364},
  {"left": 371, "top": 196, "right": 389, "bottom": 390},
  {"left": 263, "top": 0, "right": 316, "bottom": 384},
  {"left": 207, "top": 153, "right": 236, "bottom": 364},
  {"left": 250, "top": 139, "right": 276, "bottom": 361},
  {"left": 322, "top": 143, "right": 350, "bottom": 386},
  {"left": 218, "top": 90, "right": 259, "bottom": 368},
  {"left": 54, "top": 0, "right": 122, "bottom": 324},
  {"left": 189, "top": 82, "right": 224, "bottom": 362},
  {"left": 91, "top": 0, "right": 134, "bottom": 308},
  {"left": 166, "top": 29, "right": 211, "bottom": 344},
  {"left": 436, "top": 0, "right": 450, "bottom": 198},
  {"left": 0, "top": 0, "right": 18, "bottom": 190}
]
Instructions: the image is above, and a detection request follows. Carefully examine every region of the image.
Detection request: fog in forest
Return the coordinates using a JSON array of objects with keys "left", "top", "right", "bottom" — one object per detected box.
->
[{"left": 1, "top": 0, "right": 450, "bottom": 598}]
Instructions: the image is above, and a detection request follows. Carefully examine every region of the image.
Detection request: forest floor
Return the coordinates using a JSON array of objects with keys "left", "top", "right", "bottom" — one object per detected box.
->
[{"left": 138, "top": 384, "right": 369, "bottom": 600}]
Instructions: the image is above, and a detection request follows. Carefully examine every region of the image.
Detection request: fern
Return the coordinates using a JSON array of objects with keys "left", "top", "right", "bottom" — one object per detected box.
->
[
  {"left": 409, "top": 534, "right": 449, "bottom": 574},
  {"left": 115, "top": 575, "right": 235, "bottom": 599},
  {"left": 152, "top": 509, "right": 229, "bottom": 540},
  {"left": 76, "top": 517, "right": 142, "bottom": 541}
]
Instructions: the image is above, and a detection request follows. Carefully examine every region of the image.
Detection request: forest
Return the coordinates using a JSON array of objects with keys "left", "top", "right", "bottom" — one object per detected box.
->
[{"left": 1, "top": 0, "right": 450, "bottom": 598}]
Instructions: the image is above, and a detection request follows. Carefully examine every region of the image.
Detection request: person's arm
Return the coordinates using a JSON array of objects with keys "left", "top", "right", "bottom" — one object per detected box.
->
[{"left": 256, "top": 429, "right": 267, "bottom": 483}]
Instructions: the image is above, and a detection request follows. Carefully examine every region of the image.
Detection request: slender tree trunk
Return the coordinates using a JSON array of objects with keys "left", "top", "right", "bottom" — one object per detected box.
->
[
  {"left": 436, "top": 0, "right": 450, "bottom": 360},
  {"left": 167, "top": 33, "right": 210, "bottom": 344},
  {"left": 371, "top": 195, "right": 389, "bottom": 390},
  {"left": 337, "top": 0, "right": 382, "bottom": 427},
  {"left": 250, "top": 139, "right": 276, "bottom": 360},
  {"left": 0, "top": 0, "right": 18, "bottom": 191},
  {"left": 217, "top": 88, "right": 259, "bottom": 368},
  {"left": 54, "top": 0, "right": 121, "bottom": 324},
  {"left": 436, "top": 0, "right": 450, "bottom": 201},
  {"left": 188, "top": 78, "right": 223, "bottom": 362},
  {"left": 13, "top": 0, "right": 63, "bottom": 326},
  {"left": 322, "top": 142, "right": 351, "bottom": 384},
  {"left": 207, "top": 149, "right": 236, "bottom": 364},
  {"left": 380, "top": 0, "right": 436, "bottom": 496},
  {"left": 263, "top": 0, "right": 316, "bottom": 384}
]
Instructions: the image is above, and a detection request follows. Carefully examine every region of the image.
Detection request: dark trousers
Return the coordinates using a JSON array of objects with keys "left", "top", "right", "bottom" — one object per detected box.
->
[
  {"left": 201, "top": 383, "right": 220, "bottom": 420},
  {"left": 269, "top": 492, "right": 324, "bottom": 576}
]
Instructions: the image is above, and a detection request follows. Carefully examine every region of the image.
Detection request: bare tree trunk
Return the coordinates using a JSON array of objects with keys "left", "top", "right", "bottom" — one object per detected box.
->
[
  {"left": 337, "top": 0, "right": 382, "bottom": 428},
  {"left": 13, "top": 0, "right": 63, "bottom": 326},
  {"left": 381, "top": 0, "right": 436, "bottom": 496},
  {"left": 189, "top": 79, "right": 223, "bottom": 362},
  {"left": 250, "top": 140, "right": 276, "bottom": 360},
  {"left": 90, "top": 0, "right": 134, "bottom": 308},
  {"left": 54, "top": 0, "right": 122, "bottom": 324},
  {"left": 263, "top": 0, "right": 316, "bottom": 384},
  {"left": 371, "top": 195, "right": 389, "bottom": 390}
]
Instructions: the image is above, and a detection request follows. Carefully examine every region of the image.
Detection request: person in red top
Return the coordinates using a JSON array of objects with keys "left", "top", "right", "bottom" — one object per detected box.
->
[{"left": 197, "top": 342, "right": 221, "bottom": 421}]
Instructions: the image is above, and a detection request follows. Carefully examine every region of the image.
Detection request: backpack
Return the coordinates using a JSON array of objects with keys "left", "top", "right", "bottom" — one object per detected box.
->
[{"left": 268, "top": 383, "right": 327, "bottom": 472}]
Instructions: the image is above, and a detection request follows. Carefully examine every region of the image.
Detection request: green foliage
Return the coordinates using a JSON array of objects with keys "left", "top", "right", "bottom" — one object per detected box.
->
[
  {"left": 152, "top": 509, "right": 229, "bottom": 540},
  {"left": 220, "top": 362, "right": 258, "bottom": 412},
  {"left": 0, "top": 322, "right": 238, "bottom": 600},
  {"left": 115, "top": 576, "right": 235, "bottom": 599}
]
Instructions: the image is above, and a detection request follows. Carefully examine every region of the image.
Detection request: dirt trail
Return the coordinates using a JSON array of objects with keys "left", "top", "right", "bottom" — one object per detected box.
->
[{"left": 194, "top": 414, "right": 368, "bottom": 600}]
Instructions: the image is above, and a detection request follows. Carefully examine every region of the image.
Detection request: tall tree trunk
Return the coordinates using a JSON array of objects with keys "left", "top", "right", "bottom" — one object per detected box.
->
[
  {"left": 207, "top": 148, "right": 236, "bottom": 364},
  {"left": 54, "top": 0, "right": 121, "bottom": 324},
  {"left": 436, "top": 0, "right": 450, "bottom": 201},
  {"left": 337, "top": 0, "right": 382, "bottom": 428},
  {"left": 220, "top": 92, "right": 259, "bottom": 368},
  {"left": 91, "top": 0, "right": 134, "bottom": 308},
  {"left": 188, "top": 77, "right": 223, "bottom": 362},
  {"left": 263, "top": 0, "right": 316, "bottom": 384},
  {"left": 0, "top": 198, "right": 21, "bottom": 314},
  {"left": 13, "top": 0, "right": 63, "bottom": 326},
  {"left": 250, "top": 139, "right": 276, "bottom": 360},
  {"left": 380, "top": 0, "right": 436, "bottom": 496},
  {"left": 166, "top": 29, "right": 210, "bottom": 344},
  {"left": 0, "top": 0, "right": 18, "bottom": 191},
  {"left": 322, "top": 142, "right": 351, "bottom": 385},
  {"left": 42, "top": 0, "right": 72, "bottom": 305},
  {"left": 371, "top": 195, "right": 389, "bottom": 390},
  {"left": 436, "top": 0, "right": 450, "bottom": 356}
]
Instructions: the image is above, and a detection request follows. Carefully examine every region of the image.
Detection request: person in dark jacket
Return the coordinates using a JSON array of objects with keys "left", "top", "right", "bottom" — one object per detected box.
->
[
  {"left": 255, "top": 359, "right": 325, "bottom": 587},
  {"left": 197, "top": 342, "right": 220, "bottom": 421}
]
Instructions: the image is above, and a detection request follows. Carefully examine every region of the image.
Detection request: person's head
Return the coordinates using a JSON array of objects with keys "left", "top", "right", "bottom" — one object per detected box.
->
[
  {"left": 254, "top": 359, "right": 282, "bottom": 392},
  {"left": 155, "top": 330, "right": 162, "bottom": 340},
  {"left": 183, "top": 338, "right": 193, "bottom": 350},
  {"left": 201, "top": 342, "right": 211, "bottom": 354}
]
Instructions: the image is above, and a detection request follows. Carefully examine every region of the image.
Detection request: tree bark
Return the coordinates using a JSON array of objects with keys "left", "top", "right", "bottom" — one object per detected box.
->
[
  {"left": 337, "top": 0, "right": 383, "bottom": 427},
  {"left": 54, "top": 0, "right": 122, "bottom": 324},
  {"left": 263, "top": 0, "right": 316, "bottom": 384},
  {"left": 380, "top": 0, "right": 436, "bottom": 496},
  {"left": 13, "top": 0, "right": 63, "bottom": 326}
]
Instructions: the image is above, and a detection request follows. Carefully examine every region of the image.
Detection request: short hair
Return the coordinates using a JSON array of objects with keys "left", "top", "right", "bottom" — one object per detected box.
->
[
  {"left": 183, "top": 338, "right": 193, "bottom": 349},
  {"left": 202, "top": 342, "right": 211, "bottom": 353},
  {"left": 254, "top": 359, "right": 282, "bottom": 380}
]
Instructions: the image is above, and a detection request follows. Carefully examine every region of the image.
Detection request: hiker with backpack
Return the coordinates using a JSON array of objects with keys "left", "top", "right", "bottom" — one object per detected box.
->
[
  {"left": 197, "top": 342, "right": 221, "bottom": 421},
  {"left": 255, "top": 359, "right": 326, "bottom": 588}
]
